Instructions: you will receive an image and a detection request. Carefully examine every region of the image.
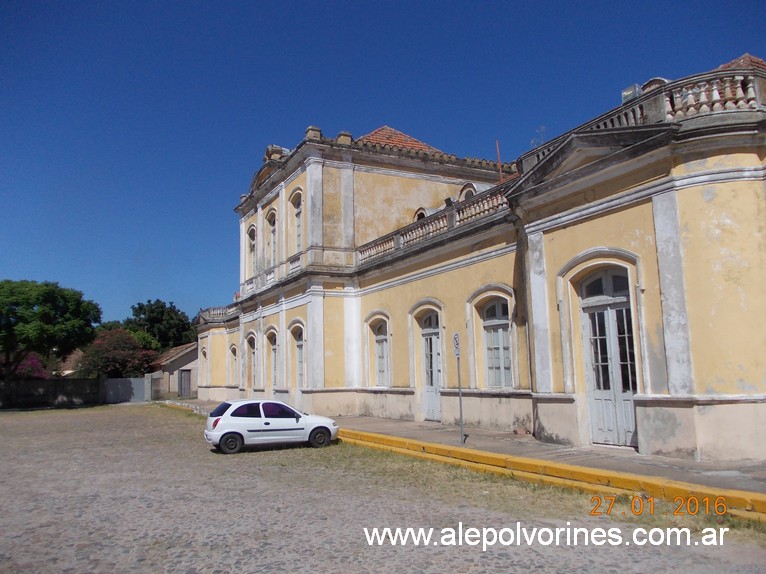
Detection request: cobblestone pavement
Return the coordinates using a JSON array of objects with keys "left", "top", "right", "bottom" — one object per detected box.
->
[{"left": 1, "top": 405, "right": 764, "bottom": 574}]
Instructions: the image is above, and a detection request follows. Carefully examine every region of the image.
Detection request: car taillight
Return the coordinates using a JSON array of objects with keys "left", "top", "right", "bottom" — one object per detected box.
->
[{"left": 212, "top": 417, "right": 221, "bottom": 429}]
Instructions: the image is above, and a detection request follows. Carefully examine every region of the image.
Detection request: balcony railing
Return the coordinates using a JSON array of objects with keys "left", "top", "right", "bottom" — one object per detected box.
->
[
  {"left": 662, "top": 73, "right": 760, "bottom": 120},
  {"left": 359, "top": 188, "right": 508, "bottom": 264},
  {"left": 198, "top": 306, "right": 239, "bottom": 323},
  {"left": 521, "top": 67, "right": 765, "bottom": 173}
]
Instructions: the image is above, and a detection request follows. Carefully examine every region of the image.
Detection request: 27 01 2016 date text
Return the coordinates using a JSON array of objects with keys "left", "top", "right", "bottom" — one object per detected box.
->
[{"left": 590, "top": 495, "right": 728, "bottom": 517}]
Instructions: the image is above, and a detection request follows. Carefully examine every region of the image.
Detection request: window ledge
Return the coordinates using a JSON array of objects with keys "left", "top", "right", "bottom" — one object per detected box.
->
[{"left": 441, "top": 388, "right": 532, "bottom": 399}]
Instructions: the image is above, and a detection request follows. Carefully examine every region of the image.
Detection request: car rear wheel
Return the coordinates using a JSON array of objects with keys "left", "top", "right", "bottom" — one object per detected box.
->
[
  {"left": 309, "top": 427, "right": 330, "bottom": 448},
  {"left": 219, "top": 433, "right": 244, "bottom": 454}
]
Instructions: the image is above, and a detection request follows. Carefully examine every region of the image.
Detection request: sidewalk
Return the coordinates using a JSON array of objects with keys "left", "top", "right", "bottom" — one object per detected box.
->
[
  {"left": 334, "top": 415, "right": 766, "bottom": 495},
  {"left": 166, "top": 399, "right": 766, "bottom": 506}
]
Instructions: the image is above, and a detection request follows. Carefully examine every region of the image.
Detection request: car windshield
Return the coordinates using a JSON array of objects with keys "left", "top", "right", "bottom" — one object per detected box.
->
[{"left": 210, "top": 402, "right": 231, "bottom": 417}]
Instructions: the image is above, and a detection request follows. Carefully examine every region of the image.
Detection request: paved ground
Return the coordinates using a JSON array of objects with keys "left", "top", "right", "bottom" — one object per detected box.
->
[
  {"left": 175, "top": 399, "right": 766, "bottom": 494},
  {"left": 1, "top": 404, "right": 765, "bottom": 574}
]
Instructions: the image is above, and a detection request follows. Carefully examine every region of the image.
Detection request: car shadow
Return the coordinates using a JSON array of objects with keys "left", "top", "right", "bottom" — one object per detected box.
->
[{"left": 209, "top": 440, "right": 339, "bottom": 455}]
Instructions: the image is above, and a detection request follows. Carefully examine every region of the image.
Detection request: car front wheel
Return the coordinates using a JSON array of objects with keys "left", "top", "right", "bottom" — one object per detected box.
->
[
  {"left": 219, "top": 433, "right": 244, "bottom": 454},
  {"left": 309, "top": 427, "right": 331, "bottom": 448}
]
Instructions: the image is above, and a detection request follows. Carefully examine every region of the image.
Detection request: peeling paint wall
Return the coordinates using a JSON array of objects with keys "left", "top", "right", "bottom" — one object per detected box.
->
[
  {"left": 635, "top": 402, "right": 698, "bottom": 459},
  {"left": 354, "top": 170, "right": 462, "bottom": 246},
  {"left": 676, "top": 160, "right": 766, "bottom": 394}
]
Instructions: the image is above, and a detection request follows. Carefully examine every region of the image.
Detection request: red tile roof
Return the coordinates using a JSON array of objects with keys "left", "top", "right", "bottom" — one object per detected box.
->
[
  {"left": 356, "top": 126, "right": 443, "bottom": 153},
  {"left": 718, "top": 53, "right": 766, "bottom": 73}
]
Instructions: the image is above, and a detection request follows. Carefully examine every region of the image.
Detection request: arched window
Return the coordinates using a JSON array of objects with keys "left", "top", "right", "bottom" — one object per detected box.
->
[
  {"left": 419, "top": 311, "right": 441, "bottom": 389},
  {"left": 200, "top": 347, "right": 208, "bottom": 388},
  {"left": 247, "top": 226, "right": 257, "bottom": 277},
  {"left": 412, "top": 307, "right": 443, "bottom": 421},
  {"left": 265, "top": 210, "right": 277, "bottom": 268},
  {"left": 292, "top": 326, "right": 305, "bottom": 388},
  {"left": 266, "top": 331, "right": 278, "bottom": 389},
  {"left": 482, "top": 298, "right": 512, "bottom": 387},
  {"left": 290, "top": 192, "right": 303, "bottom": 254},
  {"left": 580, "top": 269, "right": 635, "bottom": 395},
  {"left": 229, "top": 345, "right": 238, "bottom": 389},
  {"left": 373, "top": 321, "right": 390, "bottom": 387},
  {"left": 579, "top": 267, "right": 637, "bottom": 446},
  {"left": 246, "top": 334, "right": 257, "bottom": 390},
  {"left": 459, "top": 183, "right": 476, "bottom": 201},
  {"left": 413, "top": 207, "right": 430, "bottom": 221}
]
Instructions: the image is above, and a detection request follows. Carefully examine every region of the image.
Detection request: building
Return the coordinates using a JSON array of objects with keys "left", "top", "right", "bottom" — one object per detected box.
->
[
  {"left": 148, "top": 342, "right": 198, "bottom": 399},
  {"left": 196, "top": 54, "right": 766, "bottom": 461}
]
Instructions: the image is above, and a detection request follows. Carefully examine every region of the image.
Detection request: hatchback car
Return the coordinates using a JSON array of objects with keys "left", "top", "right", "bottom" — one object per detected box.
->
[{"left": 204, "top": 399, "right": 339, "bottom": 454}]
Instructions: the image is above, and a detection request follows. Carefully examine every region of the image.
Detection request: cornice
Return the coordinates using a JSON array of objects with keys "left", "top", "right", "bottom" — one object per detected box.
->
[{"left": 523, "top": 163, "right": 766, "bottom": 236}]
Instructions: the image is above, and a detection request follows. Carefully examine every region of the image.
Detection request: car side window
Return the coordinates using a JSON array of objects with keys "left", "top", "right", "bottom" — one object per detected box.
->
[
  {"left": 262, "top": 402, "right": 297, "bottom": 418},
  {"left": 210, "top": 402, "right": 231, "bottom": 417},
  {"left": 231, "top": 403, "right": 261, "bottom": 418}
]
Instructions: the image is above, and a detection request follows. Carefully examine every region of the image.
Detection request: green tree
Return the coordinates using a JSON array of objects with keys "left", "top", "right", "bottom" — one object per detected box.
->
[
  {"left": 78, "top": 328, "right": 158, "bottom": 378},
  {"left": 124, "top": 299, "right": 196, "bottom": 349},
  {"left": 0, "top": 280, "right": 101, "bottom": 381},
  {"left": 98, "top": 320, "right": 161, "bottom": 351}
]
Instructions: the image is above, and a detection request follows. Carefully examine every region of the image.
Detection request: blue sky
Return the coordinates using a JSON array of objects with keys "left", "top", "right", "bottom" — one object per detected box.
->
[{"left": 2, "top": 1, "right": 764, "bottom": 323}]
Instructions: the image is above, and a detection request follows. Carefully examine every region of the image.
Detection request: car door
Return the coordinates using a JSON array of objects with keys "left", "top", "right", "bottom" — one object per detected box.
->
[
  {"left": 228, "top": 402, "right": 264, "bottom": 445},
  {"left": 260, "top": 401, "right": 307, "bottom": 443}
]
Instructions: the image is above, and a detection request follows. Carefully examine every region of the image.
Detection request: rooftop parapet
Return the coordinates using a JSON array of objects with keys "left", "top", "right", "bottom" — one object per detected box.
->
[{"left": 519, "top": 55, "right": 765, "bottom": 174}]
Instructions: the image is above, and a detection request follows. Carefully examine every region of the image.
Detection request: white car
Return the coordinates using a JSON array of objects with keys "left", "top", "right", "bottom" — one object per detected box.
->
[{"left": 204, "top": 399, "right": 339, "bottom": 454}]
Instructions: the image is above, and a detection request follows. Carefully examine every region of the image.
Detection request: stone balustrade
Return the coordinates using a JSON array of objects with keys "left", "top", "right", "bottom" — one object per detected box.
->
[
  {"left": 358, "top": 236, "right": 397, "bottom": 262},
  {"left": 664, "top": 74, "right": 760, "bottom": 120},
  {"left": 198, "top": 306, "right": 239, "bottom": 322},
  {"left": 519, "top": 66, "right": 765, "bottom": 174},
  {"left": 587, "top": 70, "right": 762, "bottom": 130},
  {"left": 359, "top": 188, "right": 508, "bottom": 264},
  {"left": 456, "top": 189, "right": 508, "bottom": 225},
  {"left": 401, "top": 212, "right": 449, "bottom": 247}
]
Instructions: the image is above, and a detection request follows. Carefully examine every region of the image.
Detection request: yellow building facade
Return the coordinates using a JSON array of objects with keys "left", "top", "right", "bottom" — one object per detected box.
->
[{"left": 197, "top": 55, "right": 766, "bottom": 461}]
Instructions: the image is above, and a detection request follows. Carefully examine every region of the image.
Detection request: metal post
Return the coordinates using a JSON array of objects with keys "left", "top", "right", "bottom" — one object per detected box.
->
[
  {"left": 453, "top": 333, "right": 466, "bottom": 445},
  {"left": 457, "top": 355, "right": 465, "bottom": 445}
]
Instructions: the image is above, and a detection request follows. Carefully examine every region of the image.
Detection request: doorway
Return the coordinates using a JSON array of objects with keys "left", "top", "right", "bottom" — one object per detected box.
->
[{"left": 581, "top": 269, "right": 638, "bottom": 447}]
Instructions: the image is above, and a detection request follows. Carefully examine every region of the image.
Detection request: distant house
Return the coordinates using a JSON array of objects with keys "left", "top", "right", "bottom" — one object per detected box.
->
[
  {"left": 55, "top": 349, "right": 85, "bottom": 377},
  {"left": 148, "top": 342, "right": 198, "bottom": 399}
]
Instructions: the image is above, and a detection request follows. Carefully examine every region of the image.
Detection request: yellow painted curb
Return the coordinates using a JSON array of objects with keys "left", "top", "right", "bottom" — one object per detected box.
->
[{"left": 339, "top": 428, "right": 766, "bottom": 523}]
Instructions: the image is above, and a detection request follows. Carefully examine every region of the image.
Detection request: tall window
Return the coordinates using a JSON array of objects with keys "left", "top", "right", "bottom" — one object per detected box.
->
[
  {"left": 267, "top": 332, "right": 278, "bottom": 389},
  {"left": 266, "top": 211, "right": 277, "bottom": 268},
  {"left": 247, "top": 226, "right": 257, "bottom": 276},
  {"left": 293, "top": 327, "right": 305, "bottom": 388},
  {"left": 291, "top": 193, "right": 302, "bottom": 254},
  {"left": 200, "top": 348, "right": 208, "bottom": 387},
  {"left": 229, "top": 345, "right": 238, "bottom": 388},
  {"left": 246, "top": 335, "right": 256, "bottom": 389},
  {"left": 580, "top": 267, "right": 638, "bottom": 446},
  {"left": 373, "top": 321, "right": 390, "bottom": 387},
  {"left": 420, "top": 312, "right": 441, "bottom": 388},
  {"left": 581, "top": 270, "right": 636, "bottom": 394},
  {"left": 482, "top": 298, "right": 512, "bottom": 387}
]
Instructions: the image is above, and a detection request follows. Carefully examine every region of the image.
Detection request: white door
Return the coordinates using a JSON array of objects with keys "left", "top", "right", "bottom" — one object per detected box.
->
[
  {"left": 421, "top": 313, "right": 442, "bottom": 421},
  {"left": 582, "top": 271, "right": 638, "bottom": 447},
  {"left": 260, "top": 401, "right": 307, "bottom": 443}
]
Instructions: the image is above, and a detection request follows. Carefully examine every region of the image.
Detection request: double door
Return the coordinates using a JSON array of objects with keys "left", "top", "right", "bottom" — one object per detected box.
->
[{"left": 585, "top": 304, "right": 637, "bottom": 447}]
